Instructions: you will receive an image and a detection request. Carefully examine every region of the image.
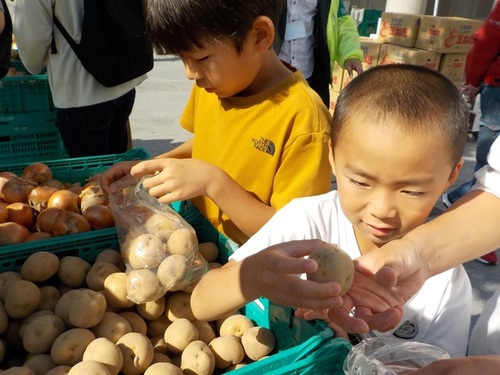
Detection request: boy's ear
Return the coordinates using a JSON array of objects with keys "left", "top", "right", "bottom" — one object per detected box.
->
[
  {"left": 444, "top": 159, "right": 464, "bottom": 190},
  {"left": 251, "top": 16, "right": 275, "bottom": 51},
  {"left": 328, "top": 139, "right": 337, "bottom": 176}
]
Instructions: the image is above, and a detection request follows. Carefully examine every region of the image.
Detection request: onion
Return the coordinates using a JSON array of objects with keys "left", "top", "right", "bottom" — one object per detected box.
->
[
  {"left": 6, "top": 202, "right": 35, "bottom": 229},
  {"left": 23, "top": 231, "right": 53, "bottom": 242},
  {"left": 0, "top": 171, "right": 18, "bottom": 179},
  {"left": 0, "top": 177, "right": 37, "bottom": 204},
  {"left": 47, "top": 190, "right": 80, "bottom": 213},
  {"left": 43, "top": 179, "right": 65, "bottom": 190},
  {"left": 28, "top": 185, "right": 59, "bottom": 213},
  {"left": 52, "top": 211, "right": 91, "bottom": 236},
  {"left": 0, "top": 222, "right": 31, "bottom": 245},
  {"left": 64, "top": 182, "right": 83, "bottom": 195},
  {"left": 82, "top": 205, "right": 115, "bottom": 229},
  {"left": 22, "top": 162, "right": 52, "bottom": 184},
  {"left": 0, "top": 202, "right": 8, "bottom": 224},
  {"left": 80, "top": 184, "right": 108, "bottom": 212},
  {"left": 36, "top": 207, "right": 64, "bottom": 233}
]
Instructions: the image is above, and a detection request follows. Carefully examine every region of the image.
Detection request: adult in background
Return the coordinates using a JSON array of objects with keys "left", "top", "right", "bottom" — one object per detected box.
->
[
  {"left": 13, "top": 1, "right": 148, "bottom": 157},
  {"left": 442, "top": 1, "right": 500, "bottom": 265},
  {"left": 274, "top": 0, "right": 363, "bottom": 108}
]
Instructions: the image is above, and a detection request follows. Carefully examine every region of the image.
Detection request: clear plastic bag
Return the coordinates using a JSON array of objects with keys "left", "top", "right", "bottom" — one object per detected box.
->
[
  {"left": 343, "top": 337, "right": 450, "bottom": 375},
  {"left": 109, "top": 177, "right": 208, "bottom": 304}
]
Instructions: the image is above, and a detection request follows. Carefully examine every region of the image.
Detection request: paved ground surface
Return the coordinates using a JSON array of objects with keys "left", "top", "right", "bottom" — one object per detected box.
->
[{"left": 129, "top": 56, "right": 500, "bottom": 340}]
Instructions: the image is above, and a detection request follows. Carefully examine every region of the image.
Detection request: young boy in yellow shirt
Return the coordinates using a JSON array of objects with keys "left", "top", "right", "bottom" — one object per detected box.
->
[
  {"left": 100, "top": 0, "right": 332, "bottom": 245},
  {"left": 191, "top": 64, "right": 473, "bottom": 357}
]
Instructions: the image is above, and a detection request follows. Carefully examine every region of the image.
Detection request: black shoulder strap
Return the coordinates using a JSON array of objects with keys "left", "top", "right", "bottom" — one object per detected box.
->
[
  {"left": 0, "top": 0, "right": 13, "bottom": 78},
  {"left": 53, "top": 15, "right": 81, "bottom": 56}
]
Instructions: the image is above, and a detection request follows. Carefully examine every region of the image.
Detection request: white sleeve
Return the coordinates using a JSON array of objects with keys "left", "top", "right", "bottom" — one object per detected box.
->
[{"left": 471, "top": 137, "right": 500, "bottom": 198}]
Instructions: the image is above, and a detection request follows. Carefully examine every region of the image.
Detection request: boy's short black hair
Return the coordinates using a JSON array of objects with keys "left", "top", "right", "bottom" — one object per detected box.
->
[
  {"left": 332, "top": 64, "right": 469, "bottom": 166},
  {"left": 144, "top": 0, "right": 284, "bottom": 55}
]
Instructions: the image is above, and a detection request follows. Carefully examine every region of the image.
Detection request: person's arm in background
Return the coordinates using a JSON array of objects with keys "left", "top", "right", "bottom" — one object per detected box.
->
[
  {"left": 13, "top": 0, "right": 53, "bottom": 74},
  {"left": 331, "top": 0, "right": 363, "bottom": 77}
]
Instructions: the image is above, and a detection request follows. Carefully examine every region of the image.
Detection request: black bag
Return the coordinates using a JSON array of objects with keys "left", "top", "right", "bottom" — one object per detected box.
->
[
  {"left": 0, "top": 0, "right": 13, "bottom": 79},
  {"left": 53, "top": 0, "right": 154, "bottom": 87}
]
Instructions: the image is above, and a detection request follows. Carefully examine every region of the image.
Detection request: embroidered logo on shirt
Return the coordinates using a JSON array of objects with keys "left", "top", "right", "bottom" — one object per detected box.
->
[
  {"left": 252, "top": 137, "right": 275, "bottom": 156},
  {"left": 393, "top": 320, "right": 419, "bottom": 339}
]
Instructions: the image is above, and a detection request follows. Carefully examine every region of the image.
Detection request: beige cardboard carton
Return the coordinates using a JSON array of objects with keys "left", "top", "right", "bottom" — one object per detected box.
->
[
  {"left": 438, "top": 53, "right": 467, "bottom": 84},
  {"left": 342, "top": 70, "right": 359, "bottom": 91},
  {"left": 329, "top": 89, "right": 340, "bottom": 115},
  {"left": 360, "top": 37, "right": 382, "bottom": 70},
  {"left": 331, "top": 63, "right": 344, "bottom": 93},
  {"left": 378, "top": 44, "right": 441, "bottom": 70},
  {"left": 378, "top": 12, "right": 422, "bottom": 47},
  {"left": 416, "top": 16, "right": 482, "bottom": 53}
]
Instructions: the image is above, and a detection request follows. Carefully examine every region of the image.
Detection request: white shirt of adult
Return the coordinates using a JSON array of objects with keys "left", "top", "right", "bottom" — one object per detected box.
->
[
  {"left": 13, "top": 0, "right": 147, "bottom": 109},
  {"left": 278, "top": 0, "right": 318, "bottom": 79},
  {"left": 230, "top": 191, "right": 472, "bottom": 358}
]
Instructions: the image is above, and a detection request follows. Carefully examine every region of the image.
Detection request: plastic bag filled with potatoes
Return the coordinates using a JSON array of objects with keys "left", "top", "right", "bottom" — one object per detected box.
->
[{"left": 109, "top": 177, "right": 208, "bottom": 304}]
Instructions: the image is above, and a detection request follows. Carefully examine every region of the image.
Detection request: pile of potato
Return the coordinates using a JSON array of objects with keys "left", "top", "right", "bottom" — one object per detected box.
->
[
  {"left": 0, "top": 162, "right": 115, "bottom": 246},
  {"left": 0, "top": 245, "right": 276, "bottom": 375}
]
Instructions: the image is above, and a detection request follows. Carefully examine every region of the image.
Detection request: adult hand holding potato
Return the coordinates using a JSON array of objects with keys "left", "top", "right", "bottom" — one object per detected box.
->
[{"left": 100, "top": 160, "right": 141, "bottom": 196}]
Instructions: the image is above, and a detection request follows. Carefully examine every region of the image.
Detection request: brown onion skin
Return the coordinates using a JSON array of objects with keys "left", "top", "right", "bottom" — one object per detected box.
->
[
  {"left": 36, "top": 207, "right": 64, "bottom": 233},
  {"left": 22, "top": 162, "right": 52, "bottom": 184},
  {"left": 80, "top": 184, "right": 109, "bottom": 212},
  {"left": 28, "top": 185, "right": 59, "bottom": 213},
  {"left": 0, "top": 177, "right": 37, "bottom": 204},
  {"left": 82, "top": 205, "right": 115, "bottom": 230},
  {"left": 6, "top": 202, "right": 35, "bottom": 229},
  {"left": 52, "top": 211, "right": 91, "bottom": 236},
  {"left": 0, "top": 202, "right": 8, "bottom": 224},
  {"left": 47, "top": 190, "right": 80, "bottom": 213},
  {"left": 23, "top": 231, "right": 53, "bottom": 242},
  {"left": 0, "top": 222, "right": 30, "bottom": 245}
]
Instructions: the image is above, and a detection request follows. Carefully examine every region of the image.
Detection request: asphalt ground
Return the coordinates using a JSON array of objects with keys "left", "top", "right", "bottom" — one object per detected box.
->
[{"left": 129, "top": 56, "right": 500, "bottom": 340}]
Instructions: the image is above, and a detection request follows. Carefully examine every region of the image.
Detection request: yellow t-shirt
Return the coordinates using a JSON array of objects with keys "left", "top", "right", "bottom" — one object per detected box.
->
[{"left": 180, "top": 70, "right": 332, "bottom": 245}]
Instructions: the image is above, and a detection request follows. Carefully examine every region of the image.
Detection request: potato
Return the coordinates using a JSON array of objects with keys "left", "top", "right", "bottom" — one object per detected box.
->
[
  {"left": 241, "top": 326, "right": 276, "bottom": 361},
  {"left": 150, "top": 336, "right": 169, "bottom": 355},
  {"left": 68, "top": 289, "right": 106, "bottom": 328},
  {"left": 146, "top": 315, "right": 171, "bottom": 338},
  {"left": 192, "top": 320, "right": 217, "bottom": 345},
  {"left": 4, "top": 280, "right": 41, "bottom": 319},
  {"left": 209, "top": 334, "right": 245, "bottom": 369},
  {"left": 126, "top": 269, "right": 164, "bottom": 304},
  {"left": 1, "top": 367, "right": 35, "bottom": 375},
  {"left": 156, "top": 254, "right": 190, "bottom": 291},
  {"left": 116, "top": 332, "right": 154, "bottom": 375},
  {"left": 118, "top": 311, "right": 147, "bottom": 335},
  {"left": 19, "top": 310, "right": 54, "bottom": 340},
  {"left": 20, "top": 251, "right": 60, "bottom": 282},
  {"left": 38, "top": 286, "right": 61, "bottom": 312},
  {"left": 50, "top": 328, "right": 96, "bottom": 366},
  {"left": 197, "top": 242, "right": 219, "bottom": 263},
  {"left": 54, "top": 289, "right": 80, "bottom": 327},
  {"left": 91, "top": 312, "right": 132, "bottom": 344},
  {"left": 67, "top": 360, "right": 111, "bottom": 375},
  {"left": 23, "top": 315, "right": 66, "bottom": 354},
  {"left": 151, "top": 352, "right": 172, "bottom": 364},
  {"left": 164, "top": 318, "right": 199, "bottom": 354},
  {"left": 82, "top": 337, "right": 123, "bottom": 375},
  {"left": 136, "top": 296, "right": 165, "bottom": 321},
  {"left": 218, "top": 314, "right": 254, "bottom": 338},
  {"left": 144, "top": 213, "right": 178, "bottom": 242},
  {"left": 144, "top": 362, "right": 183, "bottom": 375},
  {"left": 306, "top": 243, "right": 354, "bottom": 295},
  {"left": 0, "top": 271, "right": 22, "bottom": 301},
  {"left": 23, "top": 353, "right": 56, "bottom": 375},
  {"left": 180, "top": 340, "right": 215, "bottom": 375},
  {"left": 126, "top": 233, "right": 166, "bottom": 269},
  {"left": 0, "top": 301, "right": 8, "bottom": 335},
  {"left": 85, "top": 261, "right": 121, "bottom": 291},
  {"left": 166, "top": 228, "right": 197, "bottom": 256},
  {"left": 45, "top": 365, "right": 71, "bottom": 375},
  {"left": 103, "top": 272, "right": 135, "bottom": 309},
  {"left": 95, "top": 249, "right": 125, "bottom": 270},
  {"left": 165, "top": 292, "right": 195, "bottom": 321},
  {"left": 57, "top": 256, "right": 91, "bottom": 288}
]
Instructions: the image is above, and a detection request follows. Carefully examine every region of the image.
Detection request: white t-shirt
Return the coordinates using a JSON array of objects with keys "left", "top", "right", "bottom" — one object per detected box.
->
[
  {"left": 231, "top": 191, "right": 472, "bottom": 357},
  {"left": 467, "top": 137, "right": 500, "bottom": 356}
]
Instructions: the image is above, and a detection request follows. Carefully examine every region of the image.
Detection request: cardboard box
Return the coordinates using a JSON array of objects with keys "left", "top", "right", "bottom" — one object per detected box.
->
[
  {"left": 416, "top": 16, "right": 482, "bottom": 53},
  {"left": 438, "top": 53, "right": 467, "bottom": 84},
  {"left": 329, "top": 89, "right": 340, "bottom": 115},
  {"left": 331, "top": 63, "right": 344, "bottom": 93},
  {"left": 342, "top": 70, "right": 359, "bottom": 90},
  {"left": 360, "top": 37, "right": 382, "bottom": 70},
  {"left": 378, "top": 12, "right": 422, "bottom": 47},
  {"left": 378, "top": 44, "right": 442, "bottom": 70}
]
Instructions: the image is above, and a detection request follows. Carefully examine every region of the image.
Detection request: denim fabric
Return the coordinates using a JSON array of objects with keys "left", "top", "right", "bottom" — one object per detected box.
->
[
  {"left": 56, "top": 89, "right": 136, "bottom": 158},
  {"left": 448, "top": 85, "right": 500, "bottom": 203}
]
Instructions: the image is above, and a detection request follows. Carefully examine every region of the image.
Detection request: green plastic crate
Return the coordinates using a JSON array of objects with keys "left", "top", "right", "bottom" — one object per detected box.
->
[{"left": 172, "top": 200, "right": 352, "bottom": 374}]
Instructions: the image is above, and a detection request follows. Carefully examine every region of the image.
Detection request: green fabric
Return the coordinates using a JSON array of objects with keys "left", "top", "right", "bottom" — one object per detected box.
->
[{"left": 327, "top": 0, "right": 363, "bottom": 71}]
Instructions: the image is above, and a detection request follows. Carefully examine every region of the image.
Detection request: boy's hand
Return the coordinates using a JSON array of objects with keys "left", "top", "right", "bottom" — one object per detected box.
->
[
  {"left": 130, "top": 158, "right": 216, "bottom": 203},
  {"left": 327, "top": 238, "right": 429, "bottom": 334},
  {"left": 240, "top": 240, "right": 344, "bottom": 312},
  {"left": 100, "top": 160, "right": 141, "bottom": 196}
]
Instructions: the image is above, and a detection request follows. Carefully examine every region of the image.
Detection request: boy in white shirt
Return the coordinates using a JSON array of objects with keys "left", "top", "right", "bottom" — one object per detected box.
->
[{"left": 191, "top": 64, "right": 472, "bottom": 357}]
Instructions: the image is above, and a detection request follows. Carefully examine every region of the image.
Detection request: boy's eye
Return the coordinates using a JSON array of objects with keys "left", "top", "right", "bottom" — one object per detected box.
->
[
  {"left": 195, "top": 55, "right": 209, "bottom": 62},
  {"left": 401, "top": 190, "right": 425, "bottom": 197},
  {"left": 350, "top": 179, "right": 369, "bottom": 188}
]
